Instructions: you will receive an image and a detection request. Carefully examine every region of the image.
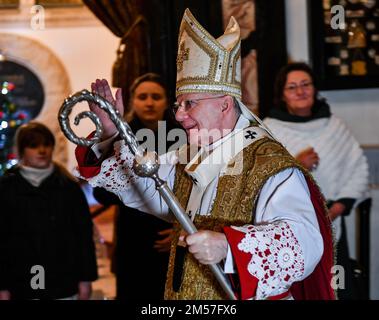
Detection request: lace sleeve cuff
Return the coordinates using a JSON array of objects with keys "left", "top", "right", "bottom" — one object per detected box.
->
[
  {"left": 85, "top": 140, "right": 141, "bottom": 193},
  {"left": 224, "top": 221, "right": 305, "bottom": 300}
]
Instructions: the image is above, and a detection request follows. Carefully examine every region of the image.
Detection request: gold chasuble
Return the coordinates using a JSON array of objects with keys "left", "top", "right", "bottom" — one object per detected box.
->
[{"left": 164, "top": 137, "right": 305, "bottom": 299}]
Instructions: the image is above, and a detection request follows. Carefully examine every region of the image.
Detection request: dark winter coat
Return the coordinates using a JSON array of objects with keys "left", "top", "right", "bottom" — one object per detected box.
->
[{"left": 0, "top": 165, "right": 98, "bottom": 299}]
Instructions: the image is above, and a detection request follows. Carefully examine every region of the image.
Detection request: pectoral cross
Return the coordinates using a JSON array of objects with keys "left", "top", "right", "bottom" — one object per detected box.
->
[{"left": 245, "top": 130, "right": 257, "bottom": 140}]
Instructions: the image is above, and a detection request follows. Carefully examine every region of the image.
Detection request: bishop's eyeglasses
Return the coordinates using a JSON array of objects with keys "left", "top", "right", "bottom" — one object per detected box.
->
[{"left": 172, "top": 95, "right": 227, "bottom": 114}]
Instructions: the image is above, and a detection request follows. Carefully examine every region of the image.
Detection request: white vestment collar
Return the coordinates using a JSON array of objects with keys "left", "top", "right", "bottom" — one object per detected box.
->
[{"left": 183, "top": 115, "right": 269, "bottom": 218}]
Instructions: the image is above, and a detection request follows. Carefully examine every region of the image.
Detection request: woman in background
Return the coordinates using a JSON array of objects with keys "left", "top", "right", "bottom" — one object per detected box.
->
[
  {"left": 93, "top": 73, "right": 180, "bottom": 300},
  {"left": 264, "top": 62, "right": 369, "bottom": 299}
]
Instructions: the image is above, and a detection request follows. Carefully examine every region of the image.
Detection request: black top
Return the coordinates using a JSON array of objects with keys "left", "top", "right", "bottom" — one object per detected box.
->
[
  {"left": 269, "top": 99, "right": 332, "bottom": 123},
  {"left": 93, "top": 111, "right": 180, "bottom": 300},
  {"left": 0, "top": 165, "right": 98, "bottom": 299}
]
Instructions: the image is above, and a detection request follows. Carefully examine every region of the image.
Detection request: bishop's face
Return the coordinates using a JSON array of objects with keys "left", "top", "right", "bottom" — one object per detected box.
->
[{"left": 174, "top": 93, "right": 235, "bottom": 146}]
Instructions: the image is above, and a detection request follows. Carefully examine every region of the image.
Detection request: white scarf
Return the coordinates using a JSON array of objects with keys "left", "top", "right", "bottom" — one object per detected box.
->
[{"left": 19, "top": 164, "right": 55, "bottom": 187}]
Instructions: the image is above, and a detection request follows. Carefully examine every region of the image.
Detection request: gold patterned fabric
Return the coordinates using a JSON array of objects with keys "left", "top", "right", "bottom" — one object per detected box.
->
[{"left": 164, "top": 138, "right": 307, "bottom": 300}]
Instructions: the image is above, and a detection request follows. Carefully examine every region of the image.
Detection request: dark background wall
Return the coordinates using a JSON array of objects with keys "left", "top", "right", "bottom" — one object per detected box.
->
[{"left": 145, "top": 0, "right": 287, "bottom": 117}]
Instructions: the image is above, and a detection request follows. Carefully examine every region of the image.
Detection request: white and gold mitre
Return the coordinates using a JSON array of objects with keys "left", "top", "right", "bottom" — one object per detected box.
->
[{"left": 176, "top": 9, "right": 241, "bottom": 99}]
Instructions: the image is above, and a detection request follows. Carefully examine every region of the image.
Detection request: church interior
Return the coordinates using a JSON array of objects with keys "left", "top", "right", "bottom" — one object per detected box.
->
[{"left": 0, "top": 0, "right": 378, "bottom": 301}]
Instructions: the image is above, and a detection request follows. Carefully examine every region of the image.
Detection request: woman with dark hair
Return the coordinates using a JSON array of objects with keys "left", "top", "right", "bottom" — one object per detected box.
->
[
  {"left": 92, "top": 73, "right": 180, "bottom": 300},
  {"left": 264, "top": 62, "right": 369, "bottom": 299},
  {"left": 0, "top": 122, "right": 98, "bottom": 300}
]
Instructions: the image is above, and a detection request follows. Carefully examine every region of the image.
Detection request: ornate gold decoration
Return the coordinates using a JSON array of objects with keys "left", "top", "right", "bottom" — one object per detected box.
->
[{"left": 177, "top": 42, "right": 190, "bottom": 72}]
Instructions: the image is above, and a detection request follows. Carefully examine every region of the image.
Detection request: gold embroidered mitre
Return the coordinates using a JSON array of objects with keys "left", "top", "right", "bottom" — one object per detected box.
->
[{"left": 176, "top": 8, "right": 242, "bottom": 99}]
